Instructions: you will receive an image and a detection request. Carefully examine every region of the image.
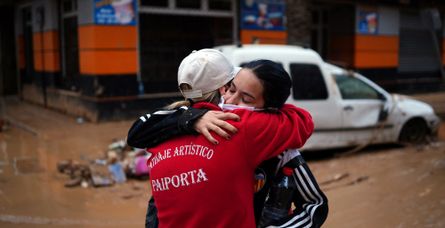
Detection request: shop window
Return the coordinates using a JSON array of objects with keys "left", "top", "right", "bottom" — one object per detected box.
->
[
  {"left": 139, "top": 14, "right": 232, "bottom": 93},
  {"left": 290, "top": 63, "right": 328, "bottom": 100},
  {"left": 209, "top": 0, "right": 231, "bottom": 11},
  {"left": 176, "top": 0, "right": 201, "bottom": 9},
  {"left": 141, "top": 0, "right": 168, "bottom": 7},
  {"left": 212, "top": 18, "right": 234, "bottom": 45}
]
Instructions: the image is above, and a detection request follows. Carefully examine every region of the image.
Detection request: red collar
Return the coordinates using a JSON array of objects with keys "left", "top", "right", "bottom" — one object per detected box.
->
[{"left": 192, "top": 102, "right": 221, "bottom": 111}]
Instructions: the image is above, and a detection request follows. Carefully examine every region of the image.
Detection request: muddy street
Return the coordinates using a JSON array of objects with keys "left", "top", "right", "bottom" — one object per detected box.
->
[
  {"left": 308, "top": 142, "right": 445, "bottom": 227},
  {"left": 0, "top": 99, "right": 444, "bottom": 228},
  {"left": 0, "top": 100, "right": 149, "bottom": 227}
]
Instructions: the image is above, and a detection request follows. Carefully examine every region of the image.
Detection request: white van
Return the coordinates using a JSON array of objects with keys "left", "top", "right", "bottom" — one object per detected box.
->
[{"left": 215, "top": 44, "right": 441, "bottom": 150}]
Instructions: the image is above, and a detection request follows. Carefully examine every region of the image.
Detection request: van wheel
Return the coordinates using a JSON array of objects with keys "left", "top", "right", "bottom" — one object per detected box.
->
[{"left": 399, "top": 119, "right": 428, "bottom": 144}]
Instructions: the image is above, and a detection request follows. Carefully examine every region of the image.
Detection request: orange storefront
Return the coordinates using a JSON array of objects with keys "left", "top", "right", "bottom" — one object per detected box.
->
[
  {"left": 15, "top": 0, "right": 239, "bottom": 121},
  {"left": 13, "top": 0, "right": 445, "bottom": 121}
]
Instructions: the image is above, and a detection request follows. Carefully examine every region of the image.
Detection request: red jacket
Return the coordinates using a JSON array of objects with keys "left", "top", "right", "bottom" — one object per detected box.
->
[{"left": 147, "top": 102, "right": 313, "bottom": 228}]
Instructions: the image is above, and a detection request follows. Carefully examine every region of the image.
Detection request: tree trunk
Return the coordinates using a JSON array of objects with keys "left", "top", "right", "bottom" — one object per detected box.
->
[{"left": 286, "top": 0, "right": 311, "bottom": 46}]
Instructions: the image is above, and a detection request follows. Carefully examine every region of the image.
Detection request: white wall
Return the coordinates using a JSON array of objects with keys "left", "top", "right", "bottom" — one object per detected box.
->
[{"left": 378, "top": 7, "right": 399, "bottom": 35}]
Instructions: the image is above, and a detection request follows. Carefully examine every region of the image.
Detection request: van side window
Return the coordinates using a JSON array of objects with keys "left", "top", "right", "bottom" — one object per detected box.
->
[
  {"left": 334, "top": 75, "right": 380, "bottom": 99},
  {"left": 290, "top": 64, "right": 328, "bottom": 100}
]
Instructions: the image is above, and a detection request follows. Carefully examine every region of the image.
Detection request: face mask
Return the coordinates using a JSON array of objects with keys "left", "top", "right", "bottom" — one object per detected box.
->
[{"left": 218, "top": 96, "right": 263, "bottom": 111}]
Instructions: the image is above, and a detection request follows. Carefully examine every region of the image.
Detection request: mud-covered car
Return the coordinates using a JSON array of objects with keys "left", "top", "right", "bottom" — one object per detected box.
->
[{"left": 216, "top": 44, "right": 441, "bottom": 150}]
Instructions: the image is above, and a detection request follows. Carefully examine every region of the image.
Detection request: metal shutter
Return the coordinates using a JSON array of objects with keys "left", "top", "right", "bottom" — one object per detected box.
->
[{"left": 398, "top": 10, "right": 442, "bottom": 73}]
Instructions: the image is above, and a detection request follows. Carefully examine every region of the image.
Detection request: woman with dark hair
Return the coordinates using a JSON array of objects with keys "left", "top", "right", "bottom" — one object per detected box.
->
[
  {"left": 230, "top": 59, "right": 292, "bottom": 110},
  {"left": 215, "top": 60, "right": 329, "bottom": 228},
  {"left": 131, "top": 49, "right": 313, "bottom": 228}
]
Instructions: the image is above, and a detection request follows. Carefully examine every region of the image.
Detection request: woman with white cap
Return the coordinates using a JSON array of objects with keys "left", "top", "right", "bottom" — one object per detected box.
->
[{"left": 130, "top": 48, "right": 314, "bottom": 228}]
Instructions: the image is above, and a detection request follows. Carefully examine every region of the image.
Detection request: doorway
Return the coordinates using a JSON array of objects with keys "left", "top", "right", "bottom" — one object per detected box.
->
[
  {"left": 60, "top": 0, "right": 79, "bottom": 90},
  {"left": 139, "top": 13, "right": 233, "bottom": 93},
  {"left": 0, "top": 4, "right": 18, "bottom": 95},
  {"left": 22, "top": 6, "right": 34, "bottom": 85}
]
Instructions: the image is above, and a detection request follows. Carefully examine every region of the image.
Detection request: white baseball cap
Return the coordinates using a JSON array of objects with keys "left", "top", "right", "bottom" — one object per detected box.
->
[{"left": 178, "top": 49, "right": 241, "bottom": 99}]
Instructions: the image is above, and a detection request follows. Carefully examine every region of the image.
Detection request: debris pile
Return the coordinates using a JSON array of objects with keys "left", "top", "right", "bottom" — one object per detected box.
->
[{"left": 57, "top": 139, "right": 150, "bottom": 188}]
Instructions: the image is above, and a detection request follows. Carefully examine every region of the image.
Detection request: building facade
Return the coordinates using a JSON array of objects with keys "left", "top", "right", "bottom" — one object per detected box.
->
[{"left": 1, "top": 0, "right": 444, "bottom": 121}]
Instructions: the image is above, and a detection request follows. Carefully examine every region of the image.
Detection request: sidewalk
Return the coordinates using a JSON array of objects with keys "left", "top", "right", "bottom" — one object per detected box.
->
[
  {"left": 1, "top": 96, "right": 134, "bottom": 145},
  {"left": 0, "top": 96, "right": 135, "bottom": 166}
]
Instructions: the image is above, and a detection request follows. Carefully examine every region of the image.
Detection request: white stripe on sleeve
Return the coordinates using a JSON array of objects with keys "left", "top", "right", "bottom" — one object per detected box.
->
[
  {"left": 153, "top": 110, "right": 177, "bottom": 115},
  {"left": 279, "top": 211, "right": 307, "bottom": 227},
  {"left": 281, "top": 166, "right": 325, "bottom": 228}
]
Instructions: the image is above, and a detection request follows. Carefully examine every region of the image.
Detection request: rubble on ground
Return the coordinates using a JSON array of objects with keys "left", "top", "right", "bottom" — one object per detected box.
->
[{"left": 57, "top": 139, "right": 150, "bottom": 188}]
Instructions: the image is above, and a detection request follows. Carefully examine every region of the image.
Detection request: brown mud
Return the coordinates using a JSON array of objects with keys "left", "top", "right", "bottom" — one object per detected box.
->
[{"left": 0, "top": 99, "right": 444, "bottom": 227}]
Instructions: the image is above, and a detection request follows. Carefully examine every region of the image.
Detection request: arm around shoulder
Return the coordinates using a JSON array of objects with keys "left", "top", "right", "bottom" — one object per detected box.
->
[
  {"left": 280, "top": 104, "right": 314, "bottom": 147},
  {"left": 126, "top": 107, "right": 208, "bottom": 149},
  {"left": 244, "top": 104, "right": 314, "bottom": 161}
]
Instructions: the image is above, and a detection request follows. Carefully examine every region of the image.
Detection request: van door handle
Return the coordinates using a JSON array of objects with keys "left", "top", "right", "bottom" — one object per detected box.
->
[{"left": 343, "top": 105, "right": 353, "bottom": 111}]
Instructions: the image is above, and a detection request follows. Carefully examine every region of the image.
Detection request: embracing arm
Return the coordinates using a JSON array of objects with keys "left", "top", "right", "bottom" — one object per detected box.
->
[
  {"left": 127, "top": 106, "right": 208, "bottom": 148},
  {"left": 244, "top": 104, "right": 314, "bottom": 163},
  {"left": 127, "top": 106, "right": 239, "bottom": 148}
]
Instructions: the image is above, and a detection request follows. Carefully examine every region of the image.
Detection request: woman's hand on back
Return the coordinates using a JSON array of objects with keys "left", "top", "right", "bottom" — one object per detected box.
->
[{"left": 194, "top": 111, "right": 240, "bottom": 145}]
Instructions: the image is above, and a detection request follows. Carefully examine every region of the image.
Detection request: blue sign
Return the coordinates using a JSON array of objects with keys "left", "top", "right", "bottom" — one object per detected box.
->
[
  {"left": 240, "top": 0, "right": 286, "bottom": 31},
  {"left": 94, "top": 0, "right": 137, "bottom": 25}
]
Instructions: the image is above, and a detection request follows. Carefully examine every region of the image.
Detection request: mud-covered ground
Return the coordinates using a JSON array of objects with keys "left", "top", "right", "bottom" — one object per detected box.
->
[{"left": 0, "top": 99, "right": 444, "bottom": 227}]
